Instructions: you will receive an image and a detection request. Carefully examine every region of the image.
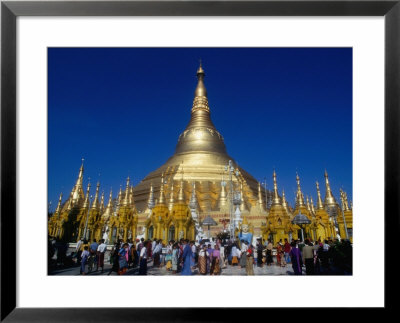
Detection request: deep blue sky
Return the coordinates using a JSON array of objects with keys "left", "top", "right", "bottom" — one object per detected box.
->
[{"left": 48, "top": 48, "right": 352, "bottom": 211}]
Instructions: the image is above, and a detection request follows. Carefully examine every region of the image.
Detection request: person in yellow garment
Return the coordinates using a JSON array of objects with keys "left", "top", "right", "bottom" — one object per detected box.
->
[{"left": 246, "top": 244, "right": 254, "bottom": 275}]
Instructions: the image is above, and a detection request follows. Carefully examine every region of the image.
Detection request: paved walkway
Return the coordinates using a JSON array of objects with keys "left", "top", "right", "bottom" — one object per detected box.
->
[{"left": 49, "top": 259, "right": 302, "bottom": 276}]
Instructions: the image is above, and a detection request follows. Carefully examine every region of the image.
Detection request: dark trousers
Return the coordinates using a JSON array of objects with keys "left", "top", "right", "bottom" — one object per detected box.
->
[
  {"left": 305, "top": 258, "right": 315, "bottom": 275},
  {"left": 139, "top": 258, "right": 147, "bottom": 275}
]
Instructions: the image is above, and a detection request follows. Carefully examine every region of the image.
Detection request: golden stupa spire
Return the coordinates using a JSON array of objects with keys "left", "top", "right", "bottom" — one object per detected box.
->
[
  {"left": 71, "top": 159, "right": 85, "bottom": 205},
  {"left": 117, "top": 185, "right": 123, "bottom": 210},
  {"left": 91, "top": 182, "right": 100, "bottom": 209},
  {"left": 257, "top": 182, "right": 263, "bottom": 207},
  {"left": 306, "top": 195, "right": 311, "bottom": 212},
  {"left": 310, "top": 196, "right": 316, "bottom": 214},
  {"left": 100, "top": 190, "right": 105, "bottom": 214},
  {"left": 168, "top": 183, "right": 175, "bottom": 211},
  {"left": 316, "top": 181, "right": 324, "bottom": 209},
  {"left": 282, "top": 189, "right": 289, "bottom": 213},
  {"left": 175, "top": 63, "right": 227, "bottom": 155},
  {"left": 82, "top": 181, "right": 91, "bottom": 209},
  {"left": 272, "top": 170, "right": 281, "bottom": 205},
  {"left": 295, "top": 173, "right": 305, "bottom": 207},
  {"left": 324, "top": 170, "right": 337, "bottom": 207},
  {"left": 147, "top": 183, "right": 155, "bottom": 209},
  {"left": 66, "top": 196, "right": 72, "bottom": 211},
  {"left": 178, "top": 179, "right": 185, "bottom": 202},
  {"left": 122, "top": 177, "right": 130, "bottom": 206},
  {"left": 55, "top": 192, "right": 63, "bottom": 215},
  {"left": 129, "top": 186, "right": 134, "bottom": 207},
  {"left": 219, "top": 181, "right": 227, "bottom": 207},
  {"left": 158, "top": 174, "right": 166, "bottom": 205},
  {"left": 102, "top": 189, "right": 113, "bottom": 220}
]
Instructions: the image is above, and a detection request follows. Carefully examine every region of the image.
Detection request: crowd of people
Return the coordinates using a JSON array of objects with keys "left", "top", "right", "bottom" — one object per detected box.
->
[{"left": 48, "top": 235, "right": 352, "bottom": 276}]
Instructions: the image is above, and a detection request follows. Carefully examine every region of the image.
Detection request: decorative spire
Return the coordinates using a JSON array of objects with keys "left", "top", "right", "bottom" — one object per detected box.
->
[
  {"left": 71, "top": 159, "right": 85, "bottom": 205},
  {"left": 100, "top": 190, "right": 105, "bottom": 214},
  {"left": 129, "top": 186, "right": 134, "bottom": 207},
  {"left": 158, "top": 174, "right": 166, "bottom": 205},
  {"left": 117, "top": 185, "right": 123, "bottom": 209},
  {"left": 102, "top": 189, "right": 113, "bottom": 220},
  {"left": 219, "top": 180, "right": 227, "bottom": 207},
  {"left": 168, "top": 183, "right": 175, "bottom": 211},
  {"left": 295, "top": 173, "right": 305, "bottom": 207},
  {"left": 324, "top": 170, "right": 337, "bottom": 206},
  {"left": 306, "top": 195, "right": 311, "bottom": 212},
  {"left": 257, "top": 182, "right": 263, "bottom": 208},
  {"left": 147, "top": 183, "right": 155, "bottom": 209},
  {"left": 91, "top": 182, "right": 100, "bottom": 209},
  {"left": 175, "top": 63, "right": 227, "bottom": 155},
  {"left": 316, "top": 181, "right": 324, "bottom": 209},
  {"left": 272, "top": 170, "right": 281, "bottom": 205},
  {"left": 55, "top": 192, "right": 63, "bottom": 215},
  {"left": 122, "top": 177, "right": 130, "bottom": 206},
  {"left": 194, "top": 60, "right": 207, "bottom": 102},
  {"left": 178, "top": 180, "right": 185, "bottom": 202},
  {"left": 281, "top": 189, "right": 289, "bottom": 213},
  {"left": 82, "top": 181, "right": 91, "bottom": 208},
  {"left": 310, "top": 196, "right": 316, "bottom": 214}
]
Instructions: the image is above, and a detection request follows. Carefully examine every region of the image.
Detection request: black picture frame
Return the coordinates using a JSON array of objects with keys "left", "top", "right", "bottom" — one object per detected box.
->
[{"left": 1, "top": 0, "right": 397, "bottom": 321}]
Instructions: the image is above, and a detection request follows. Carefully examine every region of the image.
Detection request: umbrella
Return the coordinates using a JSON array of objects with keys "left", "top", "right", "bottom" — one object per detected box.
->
[{"left": 202, "top": 215, "right": 217, "bottom": 239}]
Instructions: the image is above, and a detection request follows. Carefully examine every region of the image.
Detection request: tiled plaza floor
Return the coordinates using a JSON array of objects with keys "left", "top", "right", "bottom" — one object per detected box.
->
[{"left": 50, "top": 258, "right": 303, "bottom": 276}]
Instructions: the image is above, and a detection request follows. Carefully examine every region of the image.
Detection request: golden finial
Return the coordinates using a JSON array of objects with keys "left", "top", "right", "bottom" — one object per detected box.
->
[
  {"left": 324, "top": 170, "right": 337, "bottom": 206},
  {"left": 197, "top": 59, "right": 205, "bottom": 76},
  {"left": 219, "top": 179, "right": 227, "bottom": 207},
  {"left": 129, "top": 186, "right": 134, "bottom": 206},
  {"left": 282, "top": 189, "right": 289, "bottom": 212},
  {"left": 91, "top": 182, "right": 100, "bottom": 209},
  {"left": 82, "top": 181, "right": 91, "bottom": 208},
  {"left": 158, "top": 174, "right": 166, "bottom": 205},
  {"left": 310, "top": 196, "right": 316, "bottom": 214},
  {"left": 102, "top": 189, "right": 113, "bottom": 220},
  {"left": 123, "top": 177, "right": 130, "bottom": 206},
  {"left": 306, "top": 195, "right": 311, "bottom": 212},
  {"left": 117, "top": 185, "right": 123, "bottom": 207},
  {"left": 295, "top": 173, "right": 305, "bottom": 207},
  {"left": 316, "top": 181, "right": 324, "bottom": 209},
  {"left": 55, "top": 192, "right": 63, "bottom": 215},
  {"left": 100, "top": 190, "right": 105, "bottom": 212},
  {"left": 242, "top": 215, "right": 249, "bottom": 225},
  {"left": 147, "top": 183, "right": 155, "bottom": 209},
  {"left": 257, "top": 182, "right": 263, "bottom": 207},
  {"left": 272, "top": 170, "right": 281, "bottom": 205},
  {"left": 194, "top": 61, "right": 207, "bottom": 98}
]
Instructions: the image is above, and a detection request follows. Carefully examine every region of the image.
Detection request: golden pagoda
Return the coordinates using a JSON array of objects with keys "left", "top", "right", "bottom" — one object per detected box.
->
[
  {"left": 261, "top": 171, "right": 297, "bottom": 243},
  {"left": 338, "top": 188, "right": 353, "bottom": 243},
  {"left": 133, "top": 63, "right": 267, "bottom": 238},
  {"left": 48, "top": 64, "right": 352, "bottom": 245}
]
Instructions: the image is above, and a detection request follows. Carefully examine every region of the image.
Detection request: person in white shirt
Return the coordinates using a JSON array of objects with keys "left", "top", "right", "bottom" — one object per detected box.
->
[
  {"left": 139, "top": 241, "right": 148, "bottom": 275},
  {"left": 191, "top": 241, "right": 197, "bottom": 268},
  {"left": 96, "top": 239, "right": 107, "bottom": 273}
]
